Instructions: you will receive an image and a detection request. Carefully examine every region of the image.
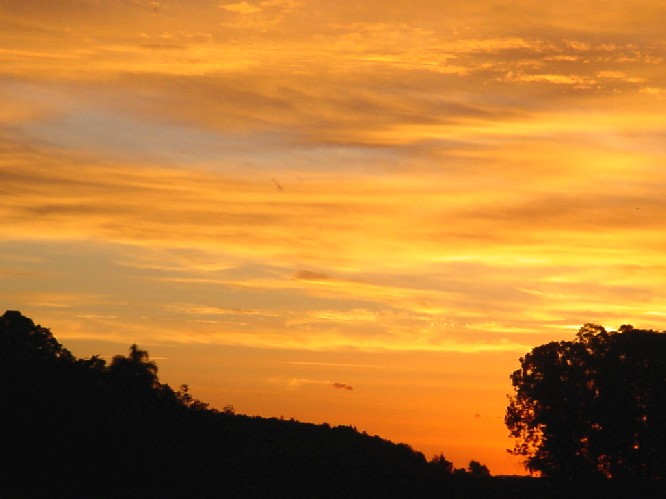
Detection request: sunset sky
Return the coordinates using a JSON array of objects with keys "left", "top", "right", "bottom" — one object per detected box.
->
[{"left": 2, "top": 0, "right": 666, "bottom": 474}]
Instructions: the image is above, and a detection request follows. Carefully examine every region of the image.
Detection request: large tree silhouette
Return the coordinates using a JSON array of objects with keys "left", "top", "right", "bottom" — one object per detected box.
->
[{"left": 506, "top": 323, "right": 666, "bottom": 484}]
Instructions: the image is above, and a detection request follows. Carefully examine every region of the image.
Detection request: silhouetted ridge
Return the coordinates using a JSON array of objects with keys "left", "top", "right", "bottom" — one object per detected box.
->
[{"left": 1, "top": 311, "right": 545, "bottom": 498}]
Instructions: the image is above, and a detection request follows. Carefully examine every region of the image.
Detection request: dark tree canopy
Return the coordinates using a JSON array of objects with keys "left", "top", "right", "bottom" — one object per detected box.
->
[{"left": 506, "top": 323, "right": 666, "bottom": 484}]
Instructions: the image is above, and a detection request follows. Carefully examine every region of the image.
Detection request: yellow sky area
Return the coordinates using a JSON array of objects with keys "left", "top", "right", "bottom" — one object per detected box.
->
[
  {"left": 2, "top": 0, "right": 666, "bottom": 476},
  {"left": 1, "top": 0, "right": 664, "bottom": 88},
  {"left": 3, "top": 146, "right": 666, "bottom": 351}
]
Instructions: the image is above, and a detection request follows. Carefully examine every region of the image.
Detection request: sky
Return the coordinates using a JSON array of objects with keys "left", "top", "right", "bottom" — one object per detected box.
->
[{"left": 2, "top": 0, "right": 666, "bottom": 475}]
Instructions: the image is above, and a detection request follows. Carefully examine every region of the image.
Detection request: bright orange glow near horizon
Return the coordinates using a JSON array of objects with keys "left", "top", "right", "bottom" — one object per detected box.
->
[{"left": 2, "top": 0, "right": 666, "bottom": 475}]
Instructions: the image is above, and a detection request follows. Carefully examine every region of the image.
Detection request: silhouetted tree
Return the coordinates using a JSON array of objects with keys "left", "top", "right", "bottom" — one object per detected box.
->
[
  {"left": 110, "top": 343, "right": 159, "bottom": 390},
  {"left": 430, "top": 453, "right": 455, "bottom": 474},
  {"left": 176, "top": 383, "right": 210, "bottom": 411},
  {"left": 468, "top": 460, "right": 491, "bottom": 477},
  {"left": 507, "top": 323, "right": 666, "bottom": 485}
]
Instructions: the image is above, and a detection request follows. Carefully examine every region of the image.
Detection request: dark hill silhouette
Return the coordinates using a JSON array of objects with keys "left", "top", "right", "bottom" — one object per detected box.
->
[{"left": 1, "top": 310, "right": 549, "bottom": 498}]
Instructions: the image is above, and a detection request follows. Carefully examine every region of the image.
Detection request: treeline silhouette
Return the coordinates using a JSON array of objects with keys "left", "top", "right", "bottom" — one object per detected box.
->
[{"left": 2, "top": 310, "right": 548, "bottom": 498}]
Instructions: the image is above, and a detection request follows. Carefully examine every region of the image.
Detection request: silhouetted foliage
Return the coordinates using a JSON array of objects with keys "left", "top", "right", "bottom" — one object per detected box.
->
[
  {"left": 430, "top": 453, "right": 455, "bottom": 474},
  {"left": 176, "top": 383, "right": 211, "bottom": 411},
  {"left": 1, "top": 310, "right": 559, "bottom": 498},
  {"left": 468, "top": 460, "right": 491, "bottom": 477},
  {"left": 507, "top": 323, "right": 666, "bottom": 493}
]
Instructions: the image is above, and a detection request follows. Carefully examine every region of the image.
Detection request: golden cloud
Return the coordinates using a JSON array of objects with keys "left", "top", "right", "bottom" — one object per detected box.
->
[
  {"left": 221, "top": 2, "right": 263, "bottom": 14},
  {"left": 1, "top": 0, "right": 666, "bottom": 355}
]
